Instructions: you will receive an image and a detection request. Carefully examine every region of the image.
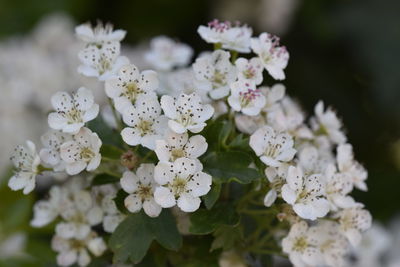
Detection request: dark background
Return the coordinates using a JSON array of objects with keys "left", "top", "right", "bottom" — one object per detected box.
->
[{"left": 0, "top": 0, "right": 399, "bottom": 221}]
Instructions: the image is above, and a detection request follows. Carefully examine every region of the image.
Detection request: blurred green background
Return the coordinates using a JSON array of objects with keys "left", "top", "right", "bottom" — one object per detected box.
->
[{"left": 0, "top": 0, "right": 399, "bottom": 233}]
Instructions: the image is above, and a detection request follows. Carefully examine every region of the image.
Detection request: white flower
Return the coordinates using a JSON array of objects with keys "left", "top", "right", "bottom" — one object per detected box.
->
[
  {"left": 312, "top": 101, "right": 347, "bottom": 145},
  {"left": 263, "top": 164, "right": 288, "bottom": 207},
  {"left": 105, "top": 64, "right": 158, "bottom": 113},
  {"left": 337, "top": 143, "right": 368, "bottom": 191},
  {"left": 251, "top": 33, "right": 289, "bottom": 80},
  {"left": 75, "top": 22, "right": 126, "bottom": 44},
  {"left": 155, "top": 130, "right": 207, "bottom": 163},
  {"left": 298, "top": 145, "right": 332, "bottom": 174},
  {"left": 234, "top": 114, "right": 266, "bottom": 135},
  {"left": 52, "top": 231, "right": 106, "bottom": 267},
  {"left": 60, "top": 127, "right": 102, "bottom": 175},
  {"left": 249, "top": 126, "right": 296, "bottom": 167},
  {"left": 120, "top": 164, "right": 162, "bottom": 217},
  {"left": 235, "top": 57, "right": 264, "bottom": 85},
  {"left": 78, "top": 42, "right": 129, "bottom": 81},
  {"left": 31, "top": 186, "right": 62, "bottom": 227},
  {"left": 307, "top": 221, "right": 349, "bottom": 267},
  {"left": 145, "top": 36, "right": 193, "bottom": 71},
  {"left": 281, "top": 166, "right": 330, "bottom": 220},
  {"left": 228, "top": 79, "right": 266, "bottom": 116},
  {"left": 39, "top": 130, "right": 72, "bottom": 171},
  {"left": 8, "top": 140, "right": 40, "bottom": 194},
  {"left": 48, "top": 87, "right": 99, "bottom": 134},
  {"left": 324, "top": 164, "right": 358, "bottom": 211},
  {"left": 338, "top": 207, "right": 372, "bottom": 247},
  {"left": 154, "top": 158, "right": 212, "bottom": 212},
  {"left": 192, "top": 50, "right": 236, "bottom": 99},
  {"left": 161, "top": 93, "right": 214, "bottom": 134},
  {"left": 121, "top": 96, "right": 168, "bottom": 150},
  {"left": 197, "top": 20, "right": 252, "bottom": 53},
  {"left": 282, "top": 221, "right": 323, "bottom": 267}
]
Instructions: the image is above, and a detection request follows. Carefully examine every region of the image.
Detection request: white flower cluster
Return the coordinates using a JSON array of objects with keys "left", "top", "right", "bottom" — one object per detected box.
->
[{"left": 5, "top": 19, "right": 372, "bottom": 267}]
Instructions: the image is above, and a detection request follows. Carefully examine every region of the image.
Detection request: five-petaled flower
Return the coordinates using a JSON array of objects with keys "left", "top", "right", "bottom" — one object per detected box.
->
[
  {"left": 48, "top": 87, "right": 99, "bottom": 134},
  {"left": 228, "top": 79, "right": 266, "bottom": 116}
]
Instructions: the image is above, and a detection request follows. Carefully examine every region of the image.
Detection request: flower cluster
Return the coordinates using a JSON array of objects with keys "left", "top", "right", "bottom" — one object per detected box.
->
[{"left": 6, "top": 20, "right": 371, "bottom": 267}]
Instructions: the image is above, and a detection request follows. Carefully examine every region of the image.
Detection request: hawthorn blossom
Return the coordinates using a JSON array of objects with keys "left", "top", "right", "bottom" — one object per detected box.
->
[
  {"left": 307, "top": 221, "right": 349, "bottom": 267},
  {"left": 52, "top": 231, "right": 106, "bottom": 267},
  {"left": 281, "top": 166, "right": 330, "bottom": 220},
  {"left": 249, "top": 126, "right": 296, "bottom": 167},
  {"left": 145, "top": 36, "right": 193, "bottom": 71},
  {"left": 161, "top": 93, "right": 214, "bottom": 134},
  {"left": 251, "top": 33, "right": 289, "bottom": 80},
  {"left": 105, "top": 64, "right": 158, "bottom": 113},
  {"left": 337, "top": 207, "right": 372, "bottom": 246},
  {"left": 197, "top": 20, "right": 252, "bottom": 53},
  {"left": 121, "top": 96, "right": 168, "bottom": 150},
  {"left": 155, "top": 130, "right": 207, "bottom": 163},
  {"left": 337, "top": 143, "right": 368, "bottom": 191},
  {"left": 263, "top": 164, "right": 288, "bottom": 207},
  {"left": 154, "top": 158, "right": 212, "bottom": 212},
  {"left": 40, "top": 130, "right": 72, "bottom": 171},
  {"left": 75, "top": 22, "right": 126, "bottom": 44},
  {"left": 261, "top": 83, "right": 285, "bottom": 111},
  {"left": 282, "top": 221, "right": 322, "bottom": 267},
  {"left": 77, "top": 42, "right": 129, "bottom": 81},
  {"left": 312, "top": 101, "right": 347, "bottom": 145},
  {"left": 192, "top": 50, "right": 236, "bottom": 99},
  {"left": 120, "top": 164, "right": 162, "bottom": 217},
  {"left": 235, "top": 57, "right": 264, "bottom": 85},
  {"left": 48, "top": 87, "right": 99, "bottom": 134},
  {"left": 31, "top": 186, "right": 62, "bottom": 227},
  {"left": 228, "top": 79, "right": 266, "bottom": 116},
  {"left": 8, "top": 140, "right": 40, "bottom": 194},
  {"left": 60, "top": 127, "right": 102, "bottom": 175}
]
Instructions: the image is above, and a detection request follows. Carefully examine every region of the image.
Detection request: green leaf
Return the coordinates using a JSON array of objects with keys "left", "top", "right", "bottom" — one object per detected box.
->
[
  {"left": 87, "top": 116, "right": 123, "bottom": 147},
  {"left": 113, "top": 189, "right": 129, "bottom": 214},
  {"left": 211, "top": 225, "right": 243, "bottom": 251},
  {"left": 203, "top": 151, "right": 261, "bottom": 184},
  {"left": 109, "top": 210, "right": 182, "bottom": 264},
  {"left": 203, "top": 182, "right": 221, "bottom": 210},
  {"left": 228, "top": 134, "right": 251, "bottom": 151},
  {"left": 100, "top": 144, "right": 124, "bottom": 160},
  {"left": 202, "top": 119, "right": 234, "bottom": 151},
  {"left": 92, "top": 173, "right": 120, "bottom": 186},
  {"left": 189, "top": 203, "right": 240, "bottom": 235}
]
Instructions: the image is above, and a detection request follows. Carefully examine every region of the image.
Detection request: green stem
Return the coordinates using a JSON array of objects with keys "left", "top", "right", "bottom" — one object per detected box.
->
[{"left": 230, "top": 50, "right": 238, "bottom": 63}]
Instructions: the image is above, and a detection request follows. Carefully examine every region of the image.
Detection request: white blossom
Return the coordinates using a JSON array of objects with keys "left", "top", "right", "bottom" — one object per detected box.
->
[
  {"left": 120, "top": 164, "right": 162, "bottom": 217},
  {"left": 282, "top": 221, "right": 322, "bottom": 267},
  {"left": 105, "top": 64, "right": 158, "bottom": 113},
  {"left": 192, "top": 50, "right": 236, "bottom": 99},
  {"left": 337, "top": 143, "right": 368, "bottom": 191},
  {"left": 48, "top": 87, "right": 99, "bottom": 134},
  {"left": 52, "top": 231, "right": 106, "bottom": 267},
  {"left": 121, "top": 96, "right": 168, "bottom": 150},
  {"left": 8, "top": 140, "right": 40, "bottom": 194},
  {"left": 145, "top": 36, "right": 193, "bottom": 71},
  {"left": 197, "top": 20, "right": 252, "bottom": 53},
  {"left": 60, "top": 127, "right": 102, "bottom": 175},
  {"left": 154, "top": 158, "right": 212, "bottom": 212},
  {"left": 234, "top": 114, "right": 266, "bottom": 135},
  {"left": 40, "top": 130, "right": 72, "bottom": 171},
  {"left": 235, "top": 57, "right": 264, "bottom": 85},
  {"left": 161, "top": 93, "right": 214, "bottom": 134},
  {"left": 31, "top": 186, "right": 62, "bottom": 227},
  {"left": 228, "top": 79, "right": 266, "bottom": 116},
  {"left": 281, "top": 166, "right": 330, "bottom": 220},
  {"left": 312, "top": 101, "right": 347, "bottom": 145},
  {"left": 251, "top": 33, "right": 289, "bottom": 80},
  {"left": 75, "top": 22, "right": 126, "bottom": 44},
  {"left": 155, "top": 130, "right": 207, "bottom": 163},
  {"left": 249, "top": 126, "right": 296, "bottom": 167},
  {"left": 263, "top": 164, "right": 288, "bottom": 207},
  {"left": 338, "top": 207, "right": 372, "bottom": 247}
]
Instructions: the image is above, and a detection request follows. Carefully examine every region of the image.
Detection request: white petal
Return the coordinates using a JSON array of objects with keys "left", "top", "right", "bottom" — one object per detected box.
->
[
  {"left": 154, "top": 187, "right": 176, "bottom": 208},
  {"left": 160, "top": 95, "right": 177, "bottom": 119},
  {"left": 263, "top": 190, "right": 277, "bottom": 207},
  {"left": 124, "top": 194, "right": 143, "bottom": 213},
  {"left": 120, "top": 171, "right": 139, "bottom": 193},
  {"left": 65, "top": 161, "right": 87, "bottom": 175},
  {"left": 185, "top": 135, "right": 208, "bottom": 158},
  {"left": 143, "top": 198, "right": 162, "bottom": 218},
  {"left": 177, "top": 193, "right": 201, "bottom": 212},
  {"left": 281, "top": 184, "right": 296, "bottom": 205},
  {"left": 87, "top": 207, "right": 103, "bottom": 225},
  {"left": 121, "top": 127, "right": 141, "bottom": 146},
  {"left": 87, "top": 237, "right": 106, "bottom": 257},
  {"left": 186, "top": 172, "right": 212, "bottom": 197},
  {"left": 154, "top": 162, "right": 174, "bottom": 185}
]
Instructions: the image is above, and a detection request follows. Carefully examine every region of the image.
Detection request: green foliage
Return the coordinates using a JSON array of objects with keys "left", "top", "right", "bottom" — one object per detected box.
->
[
  {"left": 203, "top": 151, "right": 261, "bottom": 184},
  {"left": 189, "top": 203, "right": 240, "bottom": 235},
  {"left": 109, "top": 210, "right": 182, "bottom": 264},
  {"left": 100, "top": 144, "right": 124, "bottom": 160},
  {"left": 113, "top": 189, "right": 129, "bottom": 214},
  {"left": 91, "top": 173, "right": 120, "bottom": 186},
  {"left": 211, "top": 225, "right": 243, "bottom": 252},
  {"left": 87, "top": 116, "right": 123, "bottom": 148},
  {"left": 203, "top": 182, "right": 221, "bottom": 210}
]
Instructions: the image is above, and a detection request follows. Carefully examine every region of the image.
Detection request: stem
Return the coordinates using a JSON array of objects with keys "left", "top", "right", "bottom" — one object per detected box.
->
[
  {"left": 214, "top": 43, "right": 222, "bottom": 50},
  {"left": 230, "top": 50, "right": 238, "bottom": 63}
]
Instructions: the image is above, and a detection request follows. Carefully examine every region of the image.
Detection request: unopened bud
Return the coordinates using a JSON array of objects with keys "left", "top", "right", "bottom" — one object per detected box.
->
[{"left": 120, "top": 150, "right": 139, "bottom": 170}]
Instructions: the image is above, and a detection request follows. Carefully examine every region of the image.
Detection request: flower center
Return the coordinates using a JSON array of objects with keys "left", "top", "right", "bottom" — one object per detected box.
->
[
  {"left": 80, "top": 147, "right": 95, "bottom": 161},
  {"left": 123, "top": 82, "right": 142, "bottom": 101},
  {"left": 243, "top": 67, "right": 256, "bottom": 79},
  {"left": 171, "top": 149, "right": 185, "bottom": 161},
  {"left": 171, "top": 177, "right": 188, "bottom": 197},
  {"left": 137, "top": 120, "right": 153, "bottom": 136},
  {"left": 138, "top": 185, "right": 153, "bottom": 200},
  {"left": 264, "top": 141, "right": 282, "bottom": 158},
  {"left": 211, "top": 70, "right": 227, "bottom": 87},
  {"left": 293, "top": 237, "right": 308, "bottom": 252},
  {"left": 66, "top": 108, "right": 83, "bottom": 124},
  {"left": 239, "top": 86, "right": 261, "bottom": 107}
]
